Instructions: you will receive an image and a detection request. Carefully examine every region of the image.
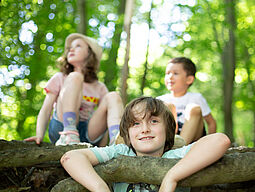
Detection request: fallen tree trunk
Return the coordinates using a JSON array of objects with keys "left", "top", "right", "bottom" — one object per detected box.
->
[
  {"left": 0, "top": 140, "right": 92, "bottom": 168},
  {"left": 1, "top": 140, "right": 255, "bottom": 191},
  {"left": 51, "top": 152, "right": 255, "bottom": 192}
]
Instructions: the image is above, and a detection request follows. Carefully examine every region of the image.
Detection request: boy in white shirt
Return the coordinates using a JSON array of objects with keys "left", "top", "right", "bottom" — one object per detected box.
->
[{"left": 157, "top": 57, "right": 216, "bottom": 144}]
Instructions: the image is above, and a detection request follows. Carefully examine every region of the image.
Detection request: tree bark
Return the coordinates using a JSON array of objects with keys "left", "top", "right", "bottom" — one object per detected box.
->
[
  {"left": 51, "top": 152, "right": 255, "bottom": 192},
  {"left": 0, "top": 140, "right": 92, "bottom": 168},
  {"left": 103, "top": 0, "right": 126, "bottom": 91},
  {"left": 222, "top": 0, "right": 236, "bottom": 142},
  {"left": 77, "top": 0, "right": 87, "bottom": 34},
  {"left": 140, "top": 1, "right": 153, "bottom": 94},
  {"left": 120, "top": 0, "right": 134, "bottom": 104},
  {"left": 1, "top": 140, "right": 255, "bottom": 192}
]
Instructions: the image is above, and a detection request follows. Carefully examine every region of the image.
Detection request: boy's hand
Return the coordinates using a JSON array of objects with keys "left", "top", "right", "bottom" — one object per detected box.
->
[
  {"left": 24, "top": 136, "right": 42, "bottom": 145},
  {"left": 159, "top": 178, "right": 177, "bottom": 192}
]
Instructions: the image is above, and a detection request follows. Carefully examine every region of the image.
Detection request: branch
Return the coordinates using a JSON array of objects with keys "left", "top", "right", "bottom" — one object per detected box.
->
[
  {"left": 0, "top": 140, "right": 92, "bottom": 168},
  {"left": 51, "top": 151, "right": 255, "bottom": 191}
]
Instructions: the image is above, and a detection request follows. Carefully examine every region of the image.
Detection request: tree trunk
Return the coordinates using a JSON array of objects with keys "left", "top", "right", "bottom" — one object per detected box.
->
[
  {"left": 103, "top": 0, "right": 126, "bottom": 91},
  {"left": 120, "top": 0, "right": 134, "bottom": 104},
  {"left": 141, "top": 1, "right": 153, "bottom": 94},
  {"left": 1, "top": 140, "right": 255, "bottom": 192},
  {"left": 77, "top": 0, "right": 87, "bottom": 34},
  {"left": 51, "top": 150, "right": 255, "bottom": 192},
  {"left": 222, "top": 0, "right": 236, "bottom": 142}
]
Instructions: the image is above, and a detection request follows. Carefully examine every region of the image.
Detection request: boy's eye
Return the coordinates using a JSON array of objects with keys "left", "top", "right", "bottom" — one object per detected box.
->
[
  {"left": 133, "top": 122, "right": 140, "bottom": 126},
  {"left": 151, "top": 119, "right": 159, "bottom": 124}
]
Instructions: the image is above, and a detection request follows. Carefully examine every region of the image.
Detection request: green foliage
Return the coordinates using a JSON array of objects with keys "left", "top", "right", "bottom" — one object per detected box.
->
[{"left": 0, "top": 0, "right": 254, "bottom": 147}]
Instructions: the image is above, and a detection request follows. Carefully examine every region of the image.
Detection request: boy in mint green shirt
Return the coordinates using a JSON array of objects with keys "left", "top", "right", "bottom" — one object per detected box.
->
[{"left": 61, "top": 96, "right": 230, "bottom": 192}]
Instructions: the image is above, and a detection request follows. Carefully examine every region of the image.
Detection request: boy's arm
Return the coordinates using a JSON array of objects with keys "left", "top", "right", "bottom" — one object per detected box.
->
[
  {"left": 204, "top": 113, "right": 217, "bottom": 134},
  {"left": 164, "top": 102, "right": 178, "bottom": 133},
  {"left": 61, "top": 148, "right": 111, "bottom": 192},
  {"left": 159, "top": 133, "right": 230, "bottom": 192}
]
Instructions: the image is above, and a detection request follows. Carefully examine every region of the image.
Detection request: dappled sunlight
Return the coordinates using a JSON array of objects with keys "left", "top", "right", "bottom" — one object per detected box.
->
[
  {"left": 196, "top": 72, "right": 210, "bottom": 82},
  {"left": 235, "top": 68, "right": 248, "bottom": 84},
  {"left": 0, "top": 0, "right": 254, "bottom": 148},
  {"left": 0, "top": 123, "right": 20, "bottom": 141}
]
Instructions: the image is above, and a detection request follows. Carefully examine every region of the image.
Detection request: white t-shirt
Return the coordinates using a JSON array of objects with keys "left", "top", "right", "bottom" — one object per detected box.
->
[{"left": 157, "top": 92, "right": 211, "bottom": 130}]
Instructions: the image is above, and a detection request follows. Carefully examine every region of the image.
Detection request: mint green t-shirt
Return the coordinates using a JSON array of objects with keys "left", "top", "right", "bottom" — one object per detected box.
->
[{"left": 90, "top": 144, "right": 193, "bottom": 192}]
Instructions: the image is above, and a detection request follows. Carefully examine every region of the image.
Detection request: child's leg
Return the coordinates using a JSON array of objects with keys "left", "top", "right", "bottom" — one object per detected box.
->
[
  {"left": 180, "top": 104, "right": 204, "bottom": 145},
  {"left": 55, "top": 72, "right": 83, "bottom": 145},
  {"left": 87, "top": 92, "right": 124, "bottom": 145}
]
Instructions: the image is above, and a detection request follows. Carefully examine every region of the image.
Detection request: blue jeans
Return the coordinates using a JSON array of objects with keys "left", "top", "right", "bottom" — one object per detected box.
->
[{"left": 49, "top": 118, "right": 104, "bottom": 146}]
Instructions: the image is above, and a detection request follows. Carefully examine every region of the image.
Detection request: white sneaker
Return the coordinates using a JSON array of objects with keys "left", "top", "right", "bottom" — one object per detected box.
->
[{"left": 55, "top": 130, "right": 80, "bottom": 146}]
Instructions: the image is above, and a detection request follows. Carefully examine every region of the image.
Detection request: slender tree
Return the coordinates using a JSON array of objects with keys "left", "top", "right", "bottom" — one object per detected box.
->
[
  {"left": 221, "top": 0, "right": 236, "bottom": 142},
  {"left": 77, "top": 0, "right": 87, "bottom": 34},
  {"left": 121, "top": 0, "right": 134, "bottom": 104},
  {"left": 140, "top": 1, "right": 153, "bottom": 94}
]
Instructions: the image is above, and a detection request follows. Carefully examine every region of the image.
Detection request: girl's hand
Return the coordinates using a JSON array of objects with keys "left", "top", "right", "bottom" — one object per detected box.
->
[{"left": 24, "top": 136, "right": 42, "bottom": 145}]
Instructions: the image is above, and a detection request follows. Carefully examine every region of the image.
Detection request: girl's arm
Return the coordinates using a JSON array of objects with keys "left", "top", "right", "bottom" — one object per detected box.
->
[
  {"left": 159, "top": 133, "right": 230, "bottom": 192},
  {"left": 61, "top": 148, "right": 111, "bottom": 192},
  {"left": 24, "top": 93, "right": 56, "bottom": 144}
]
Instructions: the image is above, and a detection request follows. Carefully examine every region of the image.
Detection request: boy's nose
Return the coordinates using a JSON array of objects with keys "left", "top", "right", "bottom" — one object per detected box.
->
[
  {"left": 141, "top": 123, "right": 150, "bottom": 133},
  {"left": 169, "top": 73, "right": 173, "bottom": 79}
]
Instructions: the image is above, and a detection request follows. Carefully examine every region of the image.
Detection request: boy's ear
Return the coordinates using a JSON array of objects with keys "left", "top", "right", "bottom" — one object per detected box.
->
[{"left": 186, "top": 75, "right": 195, "bottom": 85}]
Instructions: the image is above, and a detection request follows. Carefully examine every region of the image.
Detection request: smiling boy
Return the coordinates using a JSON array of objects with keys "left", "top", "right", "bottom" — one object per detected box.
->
[{"left": 61, "top": 96, "right": 230, "bottom": 192}]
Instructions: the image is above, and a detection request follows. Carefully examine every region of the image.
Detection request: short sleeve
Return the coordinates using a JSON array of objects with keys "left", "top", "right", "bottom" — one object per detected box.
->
[
  {"left": 196, "top": 93, "right": 211, "bottom": 117},
  {"left": 89, "top": 144, "right": 134, "bottom": 163},
  {"left": 44, "top": 72, "right": 64, "bottom": 96},
  {"left": 163, "top": 143, "right": 194, "bottom": 159}
]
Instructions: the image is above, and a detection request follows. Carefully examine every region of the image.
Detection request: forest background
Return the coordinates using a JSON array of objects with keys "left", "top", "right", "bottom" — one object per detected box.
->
[{"left": 0, "top": 0, "right": 254, "bottom": 147}]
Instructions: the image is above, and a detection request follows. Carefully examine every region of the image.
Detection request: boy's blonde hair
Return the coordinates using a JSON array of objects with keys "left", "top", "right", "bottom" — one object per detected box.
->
[{"left": 120, "top": 96, "right": 176, "bottom": 153}]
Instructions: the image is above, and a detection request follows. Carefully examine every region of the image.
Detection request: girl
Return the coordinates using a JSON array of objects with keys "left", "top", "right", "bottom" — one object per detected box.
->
[
  {"left": 25, "top": 33, "right": 123, "bottom": 146},
  {"left": 61, "top": 96, "right": 230, "bottom": 191}
]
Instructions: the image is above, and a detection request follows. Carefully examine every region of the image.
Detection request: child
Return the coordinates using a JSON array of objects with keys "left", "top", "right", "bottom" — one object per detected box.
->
[
  {"left": 25, "top": 33, "right": 123, "bottom": 146},
  {"left": 61, "top": 96, "right": 230, "bottom": 192},
  {"left": 157, "top": 57, "right": 217, "bottom": 145}
]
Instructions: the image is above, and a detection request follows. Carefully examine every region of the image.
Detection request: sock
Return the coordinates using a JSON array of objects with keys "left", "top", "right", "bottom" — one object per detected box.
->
[
  {"left": 109, "top": 124, "right": 120, "bottom": 141},
  {"left": 63, "top": 112, "right": 77, "bottom": 131}
]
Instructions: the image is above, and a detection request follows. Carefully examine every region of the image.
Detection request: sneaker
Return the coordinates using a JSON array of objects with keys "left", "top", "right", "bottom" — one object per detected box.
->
[
  {"left": 109, "top": 131, "right": 121, "bottom": 145},
  {"left": 55, "top": 130, "right": 80, "bottom": 146}
]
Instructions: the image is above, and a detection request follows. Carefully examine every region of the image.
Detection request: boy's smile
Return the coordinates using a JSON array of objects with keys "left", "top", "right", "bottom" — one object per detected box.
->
[{"left": 128, "top": 103, "right": 166, "bottom": 157}]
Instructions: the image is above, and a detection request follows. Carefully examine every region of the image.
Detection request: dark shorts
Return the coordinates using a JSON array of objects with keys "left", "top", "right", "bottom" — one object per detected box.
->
[
  {"left": 48, "top": 118, "right": 104, "bottom": 146},
  {"left": 177, "top": 121, "right": 206, "bottom": 136}
]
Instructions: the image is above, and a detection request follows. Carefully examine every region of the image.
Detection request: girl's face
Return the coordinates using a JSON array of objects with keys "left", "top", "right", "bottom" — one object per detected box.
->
[
  {"left": 67, "top": 38, "right": 89, "bottom": 70},
  {"left": 164, "top": 63, "right": 194, "bottom": 97},
  {"left": 128, "top": 103, "right": 166, "bottom": 157}
]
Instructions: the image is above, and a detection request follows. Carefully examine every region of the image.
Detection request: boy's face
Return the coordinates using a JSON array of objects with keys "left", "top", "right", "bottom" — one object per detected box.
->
[
  {"left": 67, "top": 38, "right": 89, "bottom": 68},
  {"left": 164, "top": 62, "right": 194, "bottom": 96},
  {"left": 128, "top": 103, "right": 166, "bottom": 157}
]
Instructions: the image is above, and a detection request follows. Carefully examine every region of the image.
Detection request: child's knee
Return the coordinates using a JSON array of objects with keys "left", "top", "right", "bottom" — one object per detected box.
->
[
  {"left": 213, "top": 133, "right": 231, "bottom": 148},
  {"left": 60, "top": 152, "right": 71, "bottom": 165},
  {"left": 104, "top": 92, "right": 122, "bottom": 104},
  {"left": 185, "top": 104, "right": 202, "bottom": 117},
  {"left": 66, "top": 72, "right": 84, "bottom": 83}
]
